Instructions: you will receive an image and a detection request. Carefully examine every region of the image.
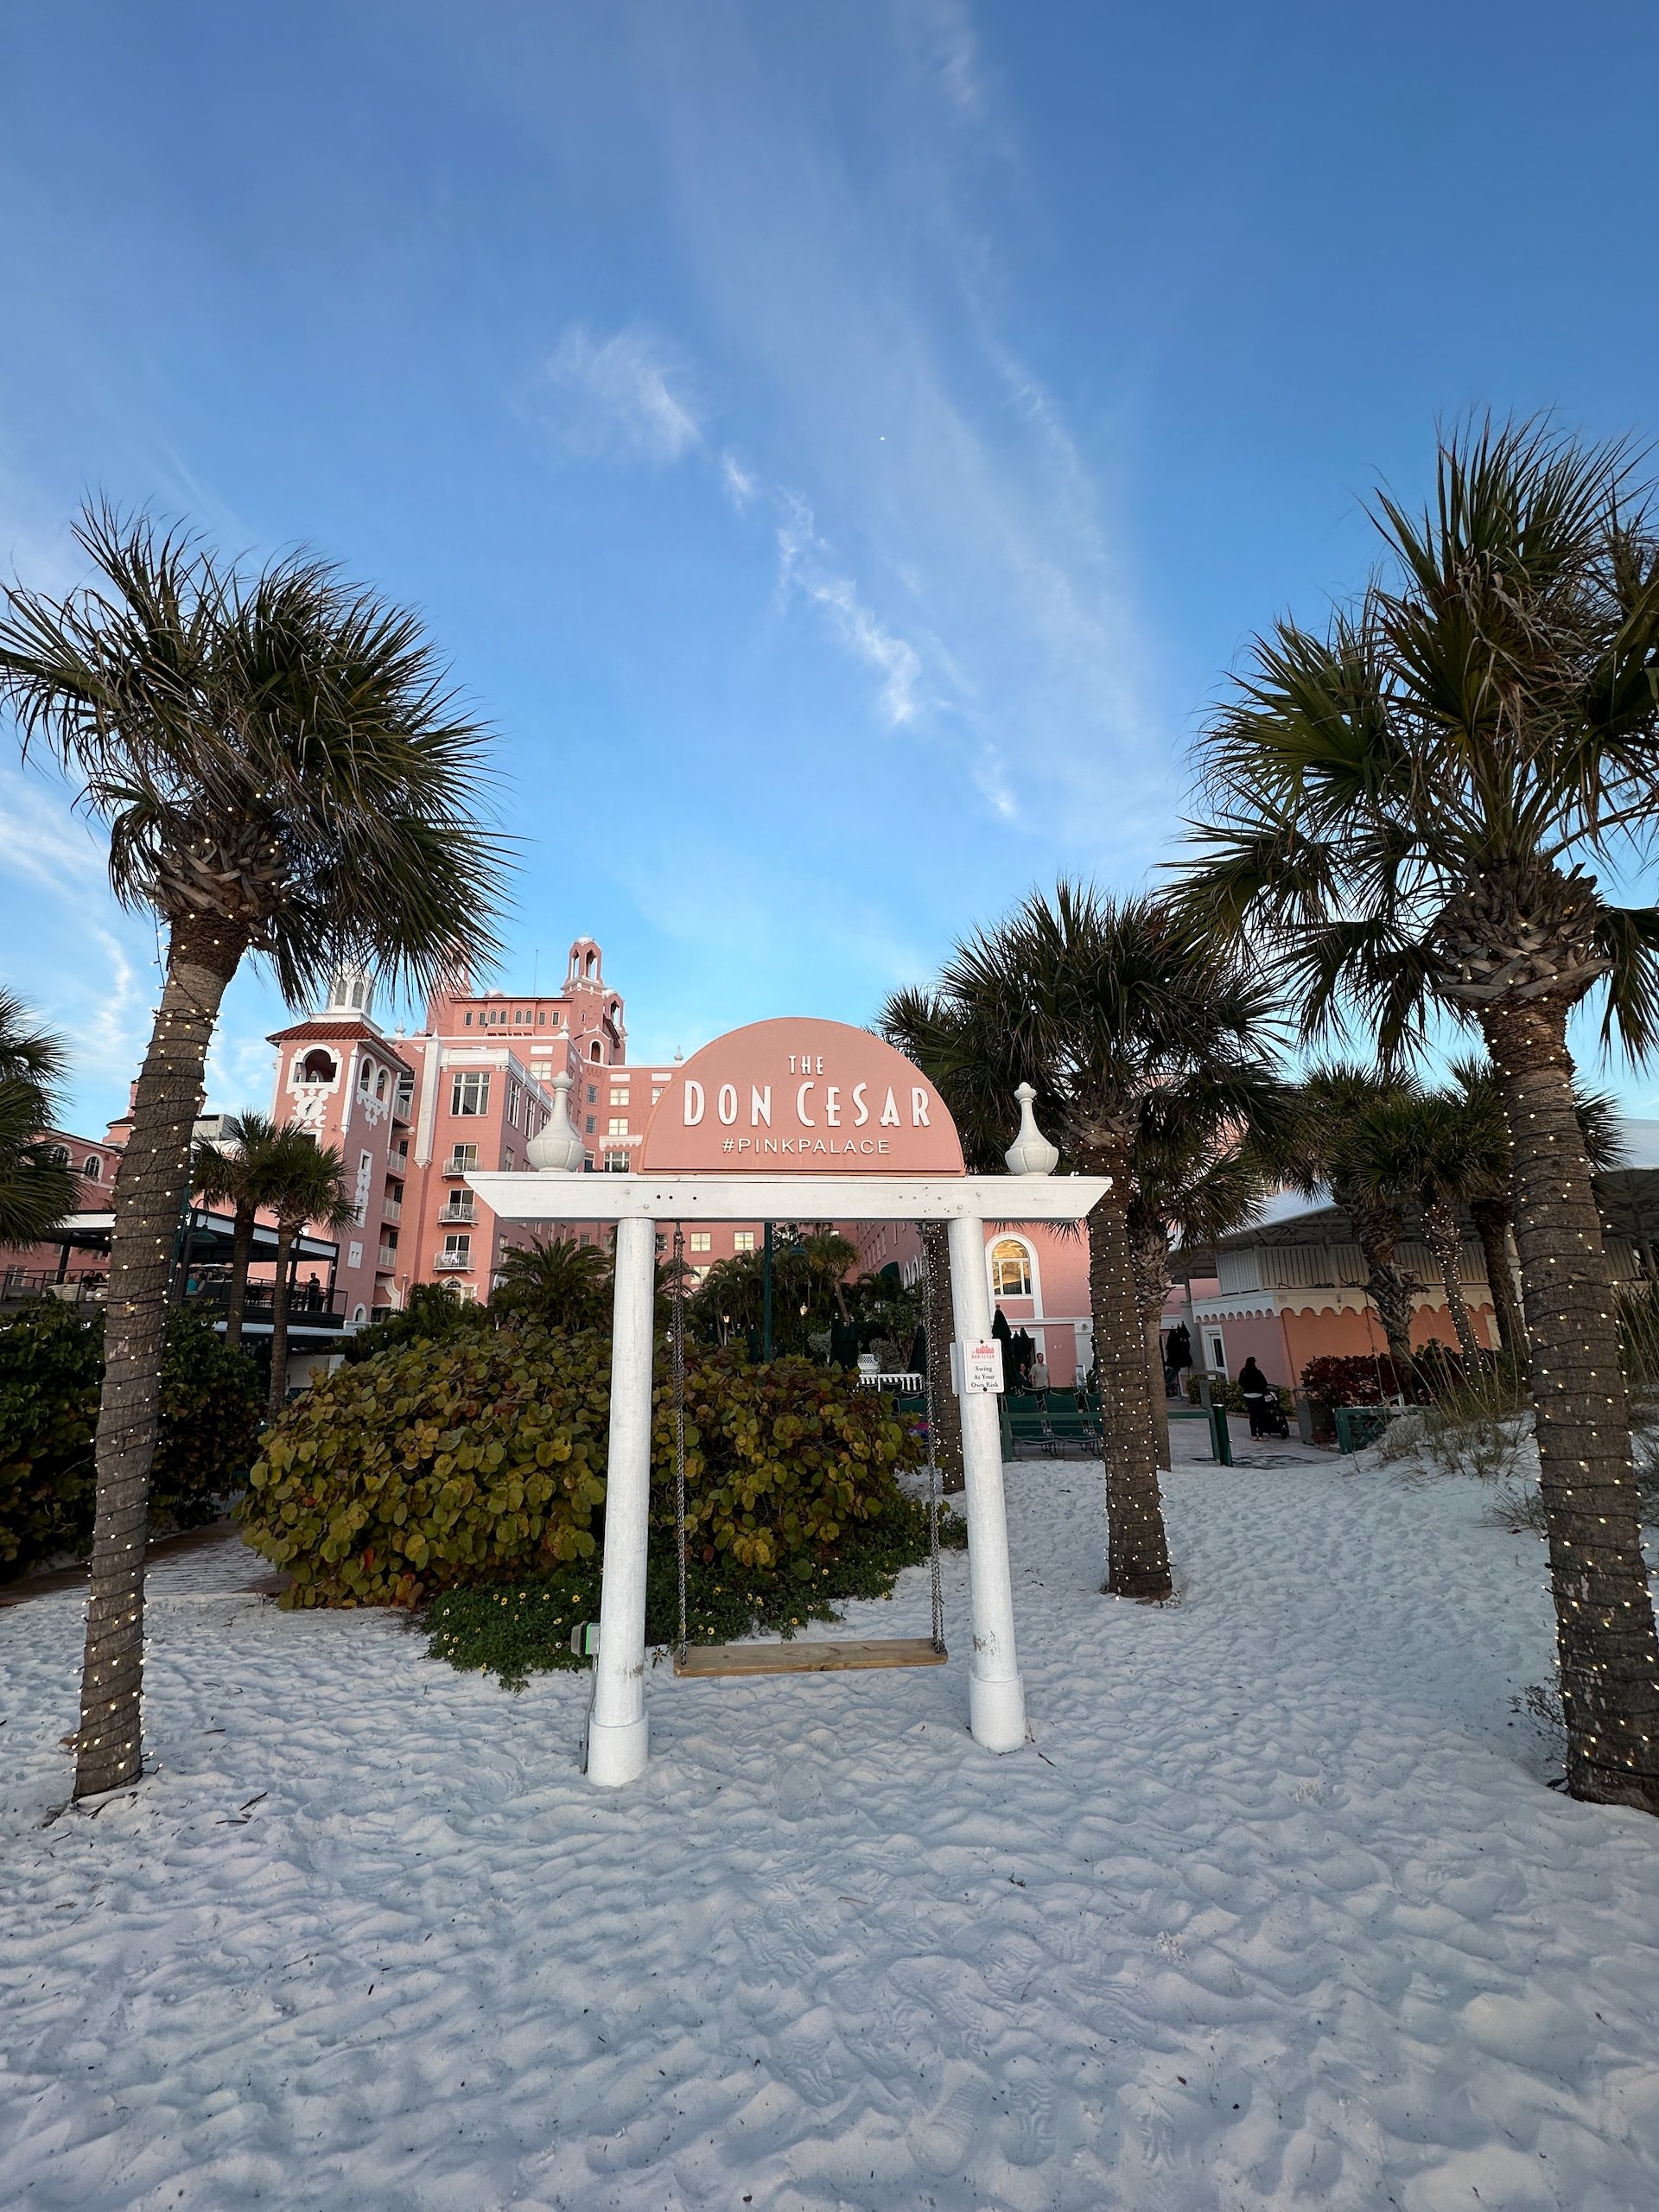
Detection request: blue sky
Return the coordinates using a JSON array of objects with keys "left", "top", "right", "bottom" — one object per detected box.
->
[{"left": 4, "top": 0, "right": 1659, "bottom": 1134}]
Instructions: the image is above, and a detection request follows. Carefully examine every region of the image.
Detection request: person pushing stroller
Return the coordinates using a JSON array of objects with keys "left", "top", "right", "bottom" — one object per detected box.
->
[{"left": 1237, "top": 1357, "right": 1289, "bottom": 1439}]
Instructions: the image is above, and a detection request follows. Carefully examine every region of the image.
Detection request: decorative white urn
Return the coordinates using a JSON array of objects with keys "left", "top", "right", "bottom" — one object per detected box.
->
[
  {"left": 527, "top": 1068, "right": 587, "bottom": 1173},
  {"left": 1004, "top": 1082, "right": 1059, "bottom": 1177}
]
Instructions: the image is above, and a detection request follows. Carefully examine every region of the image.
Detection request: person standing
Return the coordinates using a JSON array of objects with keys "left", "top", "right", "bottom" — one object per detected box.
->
[{"left": 1238, "top": 1356, "right": 1272, "bottom": 1438}]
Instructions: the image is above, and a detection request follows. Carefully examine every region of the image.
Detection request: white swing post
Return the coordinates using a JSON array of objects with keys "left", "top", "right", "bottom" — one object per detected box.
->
[
  {"left": 584, "top": 1212, "right": 656, "bottom": 1787},
  {"left": 946, "top": 1207, "right": 1027, "bottom": 1752}
]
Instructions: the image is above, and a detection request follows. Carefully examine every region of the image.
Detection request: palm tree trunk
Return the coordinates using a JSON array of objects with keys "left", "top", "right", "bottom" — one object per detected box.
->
[
  {"left": 1344, "top": 1190, "right": 1417, "bottom": 1394},
  {"left": 1483, "top": 1001, "right": 1659, "bottom": 1813},
  {"left": 921, "top": 1221, "right": 963, "bottom": 1494},
  {"left": 224, "top": 1200, "right": 256, "bottom": 1348},
  {"left": 73, "top": 916, "right": 242, "bottom": 1801},
  {"left": 268, "top": 1223, "right": 296, "bottom": 1419},
  {"left": 1424, "top": 1198, "right": 1483, "bottom": 1367},
  {"left": 1130, "top": 1224, "right": 1173, "bottom": 1471},
  {"left": 1470, "top": 1198, "right": 1526, "bottom": 1361},
  {"left": 1085, "top": 1183, "right": 1173, "bottom": 1600}
]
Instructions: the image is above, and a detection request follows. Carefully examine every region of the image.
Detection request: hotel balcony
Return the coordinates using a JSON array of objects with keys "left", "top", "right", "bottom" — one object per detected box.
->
[
  {"left": 442, "top": 1151, "right": 480, "bottom": 1178},
  {"left": 376, "top": 1246, "right": 397, "bottom": 1271},
  {"left": 433, "top": 1251, "right": 472, "bottom": 1273},
  {"left": 438, "top": 1198, "right": 476, "bottom": 1224},
  {"left": 381, "top": 1193, "right": 402, "bottom": 1223}
]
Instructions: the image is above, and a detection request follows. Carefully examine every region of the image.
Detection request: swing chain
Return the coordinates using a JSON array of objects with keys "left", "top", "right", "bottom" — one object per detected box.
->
[
  {"left": 918, "top": 1224, "right": 945, "bottom": 1654},
  {"left": 672, "top": 1223, "right": 688, "bottom": 1663}
]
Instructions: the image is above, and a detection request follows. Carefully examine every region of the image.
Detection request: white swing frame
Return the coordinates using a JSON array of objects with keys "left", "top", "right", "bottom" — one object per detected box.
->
[{"left": 468, "top": 1169, "right": 1109, "bottom": 1786}]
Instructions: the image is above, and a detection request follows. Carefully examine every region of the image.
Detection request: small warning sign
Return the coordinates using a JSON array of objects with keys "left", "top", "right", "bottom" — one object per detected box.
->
[{"left": 951, "top": 1338, "right": 1005, "bottom": 1395}]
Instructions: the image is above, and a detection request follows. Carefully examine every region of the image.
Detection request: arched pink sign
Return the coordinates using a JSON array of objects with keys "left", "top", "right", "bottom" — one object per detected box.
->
[{"left": 636, "top": 1018, "right": 965, "bottom": 1175}]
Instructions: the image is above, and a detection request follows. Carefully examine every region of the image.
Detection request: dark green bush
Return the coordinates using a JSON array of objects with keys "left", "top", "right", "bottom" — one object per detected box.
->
[
  {"left": 340, "top": 1281, "right": 494, "bottom": 1363},
  {"left": 1185, "top": 1372, "right": 1244, "bottom": 1413},
  {"left": 244, "top": 1332, "right": 929, "bottom": 1611},
  {"left": 241, "top": 1325, "right": 613, "bottom": 1606},
  {"left": 0, "top": 1300, "right": 263, "bottom": 1578}
]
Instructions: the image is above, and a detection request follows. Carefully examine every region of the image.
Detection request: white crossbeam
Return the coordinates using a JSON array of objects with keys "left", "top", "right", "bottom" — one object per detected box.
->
[{"left": 466, "top": 1172, "right": 1109, "bottom": 1222}]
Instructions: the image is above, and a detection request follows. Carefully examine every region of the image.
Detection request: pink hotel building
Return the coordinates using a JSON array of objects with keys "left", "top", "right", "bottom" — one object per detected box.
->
[
  {"left": 265, "top": 938, "right": 702, "bottom": 1325},
  {"left": 265, "top": 936, "right": 1103, "bottom": 1376}
]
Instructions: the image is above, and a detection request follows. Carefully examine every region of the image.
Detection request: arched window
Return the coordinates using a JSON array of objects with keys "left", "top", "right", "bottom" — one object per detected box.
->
[
  {"left": 84, "top": 1155, "right": 102, "bottom": 1180},
  {"left": 589, "top": 1039, "right": 603, "bottom": 1061},
  {"left": 990, "top": 1237, "right": 1033, "bottom": 1297},
  {"left": 359, "top": 1058, "right": 375, "bottom": 1092},
  {"left": 374, "top": 1067, "right": 387, "bottom": 1100},
  {"left": 300, "top": 1048, "right": 337, "bottom": 1084}
]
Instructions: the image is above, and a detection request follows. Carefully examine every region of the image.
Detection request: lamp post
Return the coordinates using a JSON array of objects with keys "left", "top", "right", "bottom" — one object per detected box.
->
[{"left": 762, "top": 1220, "right": 773, "bottom": 1360}]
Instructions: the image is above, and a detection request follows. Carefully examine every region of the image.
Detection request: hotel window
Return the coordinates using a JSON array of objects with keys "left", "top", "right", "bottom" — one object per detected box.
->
[
  {"left": 464, "top": 1010, "right": 473, "bottom": 1025},
  {"left": 442, "top": 1232, "right": 472, "bottom": 1262},
  {"left": 84, "top": 1155, "right": 103, "bottom": 1180},
  {"left": 732, "top": 1230, "right": 754, "bottom": 1253},
  {"left": 610, "top": 1089, "right": 629, "bottom": 1106},
  {"left": 655, "top": 1235, "right": 666, "bottom": 1253},
  {"left": 537, "top": 1010, "right": 546, "bottom": 1025},
  {"left": 990, "top": 1238, "right": 1033, "bottom": 1297},
  {"left": 448, "top": 1141, "right": 479, "bottom": 1170},
  {"left": 585, "top": 1116, "right": 595, "bottom": 1134},
  {"left": 450, "top": 1071, "right": 490, "bottom": 1116},
  {"left": 652, "top": 1090, "right": 664, "bottom": 1107},
  {"left": 506, "top": 1083, "right": 520, "bottom": 1128},
  {"left": 607, "top": 1117, "right": 629, "bottom": 1137},
  {"left": 689, "top": 1231, "right": 712, "bottom": 1253},
  {"left": 587, "top": 1084, "right": 598, "bottom": 1104},
  {"left": 604, "top": 1148, "right": 629, "bottom": 1173}
]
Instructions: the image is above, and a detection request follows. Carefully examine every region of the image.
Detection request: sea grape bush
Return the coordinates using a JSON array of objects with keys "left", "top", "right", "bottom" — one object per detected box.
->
[
  {"left": 241, "top": 1325, "right": 611, "bottom": 1606},
  {"left": 242, "top": 1330, "right": 927, "bottom": 1608},
  {"left": 0, "top": 1300, "right": 261, "bottom": 1576},
  {"left": 655, "top": 1346, "right": 925, "bottom": 1578}
]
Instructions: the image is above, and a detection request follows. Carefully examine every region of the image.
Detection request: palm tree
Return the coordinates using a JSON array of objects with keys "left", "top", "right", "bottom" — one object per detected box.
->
[
  {"left": 1447, "top": 1057, "right": 1628, "bottom": 1363},
  {"left": 1128, "top": 1141, "right": 1274, "bottom": 1467},
  {"left": 493, "top": 1234, "right": 613, "bottom": 1332},
  {"left": 262, "top": 1132, "right": 357, "bottom": 1417},
  {"left": 1179, "top": 417, "right": 1659, "bottom": 1811},
  {"left": 0, "top": 991, "right": 79, "bottom": 1247},
  {"left": 1257, "top": 1067, "right": 1427, "bottom": 1387},
  {"left": 191, "top": 1109, "right": 282, "bottom": 1345},
  {"left": 0, "top": 504, "right": 504, "bottom": 1799},
  {"left": 920, "top": 886, "right": 1284, "bottom": 1600},
  {"left": 1346, "top": 1088, "right": 1487, "bottom": 1370}
]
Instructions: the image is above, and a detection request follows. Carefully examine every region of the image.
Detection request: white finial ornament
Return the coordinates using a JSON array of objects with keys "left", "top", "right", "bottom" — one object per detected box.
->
[
  {"left": 1005, "top": 1082, "right": 1059, "bottom": 1177},
  {"left": 527, "top": 1068, "right": 586, "bottom": 1173}
]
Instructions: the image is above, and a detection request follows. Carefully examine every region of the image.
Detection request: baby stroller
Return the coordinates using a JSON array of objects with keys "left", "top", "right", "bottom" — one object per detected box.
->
[{"left": 1255, "top": 1385, "right": 1291, "bottom": 1440}]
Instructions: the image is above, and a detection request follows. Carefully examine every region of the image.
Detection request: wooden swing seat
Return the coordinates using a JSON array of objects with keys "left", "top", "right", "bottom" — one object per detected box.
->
[{"left": 673, "top": 1637, "right": 947, "bottom": 1679}]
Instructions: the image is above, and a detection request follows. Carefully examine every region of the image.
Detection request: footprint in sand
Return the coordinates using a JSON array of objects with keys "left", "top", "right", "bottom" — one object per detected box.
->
[
  {"left": 997, "top": 2061, "right": 1056, "bottom": 2168},
  {"left": 908, "top": 2080, "right": 988, "bottom": 2177}
]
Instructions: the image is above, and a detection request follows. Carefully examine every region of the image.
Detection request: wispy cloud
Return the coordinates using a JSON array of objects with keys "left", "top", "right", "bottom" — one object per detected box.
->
[
  {"left": 533, "top": 321, "right": 702, "bottom": 464},
  {"left": 774, "top": 494, "right": 925, "bottom": 728}
]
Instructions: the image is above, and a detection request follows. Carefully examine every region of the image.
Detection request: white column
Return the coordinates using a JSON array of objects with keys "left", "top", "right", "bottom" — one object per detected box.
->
[
  {"left": 946, "top": 1211, "right": 1027, "bottom": 1753},
  {"left": 586, "top": 1212, "right": 656, "bottom": 1786}
]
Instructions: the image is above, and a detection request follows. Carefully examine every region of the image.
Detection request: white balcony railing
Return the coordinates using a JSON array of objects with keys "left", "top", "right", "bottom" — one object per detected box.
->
[
  {"left": 433, "top": 1250, "right": 472, "bottom": 1272},
  {"left": 439, "top": 1200, "right": 476, "bottom": 1224},
  {"left": 442, "top": 1150, "right": 479, "bottom": 1178},
  {"left": 381, "top": 1194, "right": 402, "bottom": 1223},
  {"left": 376, "top": 1246, "right": 397, "bottom": 1270}
]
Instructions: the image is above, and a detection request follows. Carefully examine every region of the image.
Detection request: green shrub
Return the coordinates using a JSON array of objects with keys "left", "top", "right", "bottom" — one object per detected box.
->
[
  {"left": 1184, "top": 1372, "right": 1244, "bottom": 1413},
  {"left": 340, "top": 1281, "right": 493, "bottom": 1363},
  {"left": 658, "top": 1346, "right": 925, "bottom": 1575},
  {"left": 245, "top": 1334, "right": 931, "bottom": 1613},
  {"left": 240, "top": 1324, "right": 612, "bottom": 1607},
  {"left": 1298, "top": 1353, "right": 1404, "bottom": 1408},
  {"left": 426, "top": 1499, "right": 967, "bottom": 1688},
  {"left": 0, "top": 1300, "right": 262, "bottom": 1578}
]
